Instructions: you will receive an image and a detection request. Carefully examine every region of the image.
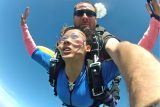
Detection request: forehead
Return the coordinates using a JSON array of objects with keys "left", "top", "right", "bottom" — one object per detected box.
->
[
  {"left": 64, "top": 29, "right": 86, "bottom": 38},
  {"left": 75, "top": 3, "right": 95, "bottom": 12}
]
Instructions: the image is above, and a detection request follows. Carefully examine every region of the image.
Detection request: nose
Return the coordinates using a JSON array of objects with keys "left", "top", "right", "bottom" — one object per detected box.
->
[
  {"left": 81, "top": 13, "right": 89, "bottom": 22},
  {"left": 63, "top": 40, "right": 71, "bottom": 45},
  {"left": 82, "top": 13, "right": 88, "bottom": 18}
]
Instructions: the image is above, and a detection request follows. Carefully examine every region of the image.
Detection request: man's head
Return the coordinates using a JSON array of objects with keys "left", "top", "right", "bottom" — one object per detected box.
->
[{"left": 73, "top": 1, "right": 97, "bottom": 30}]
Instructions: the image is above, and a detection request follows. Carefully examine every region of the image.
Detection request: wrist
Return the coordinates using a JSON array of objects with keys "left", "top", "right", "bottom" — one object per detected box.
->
[{"left": 151, "top": 14, "right": 160, "bottom": 21}]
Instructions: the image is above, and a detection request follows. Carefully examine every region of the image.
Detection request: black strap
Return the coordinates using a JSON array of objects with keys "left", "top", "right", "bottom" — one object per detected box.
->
[
  {"left": 48, "top": 48, "right": 64, "bottom": 96},
  {"left": 87, "top": 59, "right": 105, "bottom": 99},
  {"left": 151, "top": 14, "right": 160, "bottom": 21},
  {"left": 110, "top": 76, "right": 121, "bottom": 100}
]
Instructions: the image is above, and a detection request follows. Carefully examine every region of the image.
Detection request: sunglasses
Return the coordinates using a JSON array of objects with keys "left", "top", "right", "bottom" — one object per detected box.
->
[{"left": 74, "top": 10, "right": 96, "bottom": 17}]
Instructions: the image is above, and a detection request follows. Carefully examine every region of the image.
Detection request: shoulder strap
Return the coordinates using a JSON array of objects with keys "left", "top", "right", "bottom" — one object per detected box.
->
[
  {"left": 48, "top": 48, "right": 64, "bottom": 96},
  {"left": 86, "top": 59, "right": 105, "bottom": 99},
  {"left": 87, "top": 59, "right": 116, "bottom": 107},
  {"left": 86, "top": 26, "right": 121, "bottom": 106}
]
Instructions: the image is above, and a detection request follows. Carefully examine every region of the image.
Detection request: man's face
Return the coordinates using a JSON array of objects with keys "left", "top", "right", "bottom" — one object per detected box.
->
[{"left": 74, "top": 3, "right": 97, "bottom": 30}]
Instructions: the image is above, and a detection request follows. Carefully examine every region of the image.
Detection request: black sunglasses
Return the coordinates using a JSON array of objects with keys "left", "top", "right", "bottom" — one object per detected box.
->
[{"left": 74, "top": 10, "right": 96, "bottom": 17}]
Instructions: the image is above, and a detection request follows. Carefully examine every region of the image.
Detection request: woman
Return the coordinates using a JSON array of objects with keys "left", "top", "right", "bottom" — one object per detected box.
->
[{"left": 22, "top": 20, "right": 120, "bottom": 106}]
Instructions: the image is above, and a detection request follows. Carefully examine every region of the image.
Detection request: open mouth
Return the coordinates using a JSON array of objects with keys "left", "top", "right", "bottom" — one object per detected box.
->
[{"left": 62, "top": 47, "right": 71, "bottom": 54}]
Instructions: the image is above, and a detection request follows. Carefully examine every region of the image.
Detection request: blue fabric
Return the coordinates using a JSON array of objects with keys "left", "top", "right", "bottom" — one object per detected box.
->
[
  {"left": 57, "top": 65, "right": 93, "bottom": 107},
  {"left": 31, "top": 48, "right": 52, "bottom": 71},
  {"left": 101, "top": 60, "right": 120, "bottom": 87},
  {"left": 31, "top": 49, "right": 120, "bottom": 107}
]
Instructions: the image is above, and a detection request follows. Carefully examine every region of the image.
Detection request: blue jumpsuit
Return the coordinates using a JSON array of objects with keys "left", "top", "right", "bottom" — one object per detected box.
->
[{"left": 32, "top": 48, "right": 120, "bottom": 107}]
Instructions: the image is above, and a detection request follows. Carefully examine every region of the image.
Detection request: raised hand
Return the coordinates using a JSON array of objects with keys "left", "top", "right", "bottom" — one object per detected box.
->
[{"left": 21, "top": 7, "right": 30, "bottom": 25}]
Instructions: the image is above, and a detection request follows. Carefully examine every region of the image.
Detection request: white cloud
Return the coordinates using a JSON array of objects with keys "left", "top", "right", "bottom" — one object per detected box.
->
[{"left": 0, "top": 84, "right": 19, "bottom": 107}]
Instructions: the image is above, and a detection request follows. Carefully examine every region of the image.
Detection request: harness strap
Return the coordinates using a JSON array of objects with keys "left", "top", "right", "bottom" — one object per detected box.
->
[
  {"left": 49, "top": 48, "right": 64, "bottom": 96},
  {"left": 110, "top": 76, "right": 121, "bottom": 100}
]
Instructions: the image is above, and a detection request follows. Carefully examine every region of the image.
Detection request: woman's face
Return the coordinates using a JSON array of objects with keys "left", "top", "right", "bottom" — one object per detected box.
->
[{"left": 58, "top": 29, "right": 90, "bottom": 60}]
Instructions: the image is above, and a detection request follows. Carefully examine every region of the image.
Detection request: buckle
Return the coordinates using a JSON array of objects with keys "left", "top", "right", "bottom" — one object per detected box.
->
[{"left": 92, "top": 86, "right": 104, "bottom": 96}]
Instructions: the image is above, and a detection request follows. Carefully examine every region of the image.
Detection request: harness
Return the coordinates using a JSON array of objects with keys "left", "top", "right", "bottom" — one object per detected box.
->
[{"left": 48, "top": 26, "right": 121, "bottom": 107}]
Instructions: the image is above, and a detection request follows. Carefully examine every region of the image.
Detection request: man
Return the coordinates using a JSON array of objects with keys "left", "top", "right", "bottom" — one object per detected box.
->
[
  {"left": 72, "top": 1, "right": 160, "bottom": 106},
  {"left": 73, "top": 1, "right": 113, "bottom": 60}
]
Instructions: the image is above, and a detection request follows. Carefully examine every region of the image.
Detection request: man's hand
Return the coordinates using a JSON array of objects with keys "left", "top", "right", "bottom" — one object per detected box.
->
[{"left": 21, "top": 7, "right": 30, "bottom": 26}]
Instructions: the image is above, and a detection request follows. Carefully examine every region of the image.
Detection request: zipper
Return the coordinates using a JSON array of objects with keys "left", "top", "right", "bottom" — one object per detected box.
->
[
  {"left": 68, "top": 82, "right": 75, "bottom": 106},
  {"left": 69, "top": 90, "right": 73, "bottom": 106}
]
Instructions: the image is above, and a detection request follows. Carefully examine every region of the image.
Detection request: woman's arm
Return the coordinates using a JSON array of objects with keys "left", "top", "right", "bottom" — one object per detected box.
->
[
  {"left": 138, "top": 0, "right": 160, "bottom": 51},
  {"left": 21, "top": 7, "right": 36, "bottom": 56},
  {"left": 138, "top": 17, "right": 159, "bottom": 51},
  {"left": 21, "top": 23, "right": 37, "bottom": 56},
  {"left": 21, "top": 7, "right": 55, "bottom": 71}
]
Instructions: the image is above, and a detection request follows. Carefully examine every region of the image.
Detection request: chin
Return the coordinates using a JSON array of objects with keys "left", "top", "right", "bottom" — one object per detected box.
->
[{"left": 62, "top": 54, "right": 74, "bottom": 60}]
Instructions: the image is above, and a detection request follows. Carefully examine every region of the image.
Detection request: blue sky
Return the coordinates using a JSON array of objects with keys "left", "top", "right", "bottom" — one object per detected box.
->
[{"left": 0, "top": 0, "right": 159, "bottom": 107}]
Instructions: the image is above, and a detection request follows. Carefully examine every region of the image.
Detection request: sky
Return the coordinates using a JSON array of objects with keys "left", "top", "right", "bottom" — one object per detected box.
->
[{"left": 0, "top": 0, "right": 159, "bottom": 107}]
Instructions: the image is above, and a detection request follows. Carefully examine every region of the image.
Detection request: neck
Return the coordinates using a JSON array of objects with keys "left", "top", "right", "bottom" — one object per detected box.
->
[{"left": 65, "top": 57, "right": 85, "bottom": 82}]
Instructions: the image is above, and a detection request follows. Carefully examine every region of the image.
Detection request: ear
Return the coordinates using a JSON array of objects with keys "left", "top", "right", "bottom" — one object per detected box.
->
[{"left": 86, "top": 45, "right": 91, "bottom": 52}]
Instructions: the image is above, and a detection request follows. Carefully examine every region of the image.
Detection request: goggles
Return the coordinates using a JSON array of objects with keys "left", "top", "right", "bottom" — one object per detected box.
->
[
  {"left": 74, "top": 9, "right": 96, "bottom": 17},
  {"left": 58, "top": 34, "right": 85, "bottom": 45}
]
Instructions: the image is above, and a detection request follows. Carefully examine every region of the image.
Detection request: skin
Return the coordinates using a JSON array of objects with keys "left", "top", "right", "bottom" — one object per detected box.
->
[
  {"left": 21, "top": 7, "right": 29, "bottom": 25},
  {"left": 112, "top": 41, "right": 160, "bottom": 107}
]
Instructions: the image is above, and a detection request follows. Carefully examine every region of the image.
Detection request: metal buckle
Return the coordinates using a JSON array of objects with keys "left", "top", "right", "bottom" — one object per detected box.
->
[{"left": 92, "top": 86, "right": 104, "bottom": 96}]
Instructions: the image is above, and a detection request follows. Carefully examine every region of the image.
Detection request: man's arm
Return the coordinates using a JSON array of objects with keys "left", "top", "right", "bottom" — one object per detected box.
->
[{"left": 105, "top": 39, "right": 160, "bottom": 107}]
